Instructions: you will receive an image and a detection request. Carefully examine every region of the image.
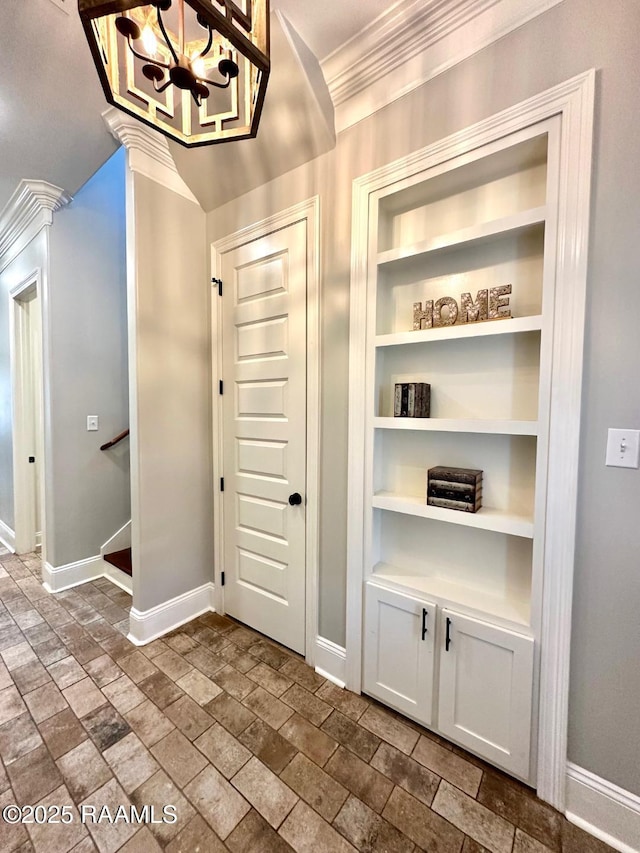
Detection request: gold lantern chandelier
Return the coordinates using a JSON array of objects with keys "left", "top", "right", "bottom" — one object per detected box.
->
[{"left": 78, "top": 0, "right": 270, "bottom": 147}]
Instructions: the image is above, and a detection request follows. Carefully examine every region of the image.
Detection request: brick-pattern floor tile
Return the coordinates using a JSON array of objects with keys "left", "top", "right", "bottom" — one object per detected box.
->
[
  {"left": 23, "top": 680, "right": 67, "bottom": 723},
  {"left": 183, "top": 765, "right": 250, "bottom": 839},
  {"left": 239, "top": 719, "right": 298, "bottom": 774},
  {"left": 334, "top": 795, "right": 416, "bottom": 853},
  {"left": 194, "top": 722, "right": 251, "bottom": 778},
  {"left": 151, "top": 729, "right": 207, "bottom": 787},
  {"left": 432, "top": 782, "right": 515, "bottom": 853},
  {"left": 164, "top": 813, "right": 227, "bottom": 853},
  {"left": 56, "top": 739, "right": 113, "bottom": 802},
  {"left": 412, "top": 735, "right": 483, "bottom": 798},
  {"left": 38, "top": 708, "right": 88, "bottom": 759},
  {"left": 383, "top": 786, "right": 465, "bottom": 853},
  {"left": 164, "top": 695, "right": 213, "bottom": 741},
  {"left": 371, "top": 741, "right": 440, "bottom": 806},
  {"left": 359, "top": 705, "right": 420, "bottom": 755},
  {"left": 0, "top": 712, "right": 42, "bottom": 765},
  {"left": 322, "top": 709, "right": 380, "bottom": 761},
  {"left": 232, "top": 756, "right": 298, "bottom": 829},
  {"left": 280, "top": 752, "right": 348, "bottom": 821},
  {"left": 226, "top": 810, "right": 295, "bottom": 853},
  {"left": 0, "top": 558, "right": 618, "bottom": 853},
  {"left": 7, "top": 744, "right": 63, "bottom": 805},
  {"left": 279, "top": 800, "right": 358, "bottom": 853},
  {"left": 325, "top": 746, "right": 393, "bottom": 813},
  {"left": 243, "top": 686, "right": 294, "bottom": 730}
]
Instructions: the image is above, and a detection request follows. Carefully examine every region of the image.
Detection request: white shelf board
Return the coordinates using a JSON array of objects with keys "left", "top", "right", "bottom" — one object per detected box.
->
[
  {"left": 372, "top": 492, "right": 534, "bottom": 539},
  {"left": 377, "top": 206, "right": 546, "bottom": 269},
  {"left": 374, "top": 417, "right": 538, "bottom": 436},
  {"left": 375, "top": 314, "right": 543, "bottom": 347},
  {"left": 370, "top": 563, "right": 531, "bottom": 628}
]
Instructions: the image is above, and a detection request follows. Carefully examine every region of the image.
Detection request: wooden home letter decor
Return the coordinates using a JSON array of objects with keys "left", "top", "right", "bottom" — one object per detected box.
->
[{"left": 413, "top": 285, "right": 512, "bottom": 330}]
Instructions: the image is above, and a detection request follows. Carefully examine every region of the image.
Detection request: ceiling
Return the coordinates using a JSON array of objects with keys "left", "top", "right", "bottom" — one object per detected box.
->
[{"left": 0, "top": 0, "right": 395, "bottom": 215}]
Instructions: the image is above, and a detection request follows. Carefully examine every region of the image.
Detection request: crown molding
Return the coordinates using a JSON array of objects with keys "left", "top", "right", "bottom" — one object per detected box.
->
[
  {"left": 0, "top": 180, "right": 72, "bottom": 272},
  {"left": 103, "top": 107, "right": 200, "bottom": 206},
  {"left": 322, "top": 0, "right": 565, "bottom": 133}
]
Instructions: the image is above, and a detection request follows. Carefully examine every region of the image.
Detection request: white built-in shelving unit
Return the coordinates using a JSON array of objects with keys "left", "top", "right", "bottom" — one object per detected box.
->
[{"left": 354, "top": 124, "right": 563, "bottom": 782}]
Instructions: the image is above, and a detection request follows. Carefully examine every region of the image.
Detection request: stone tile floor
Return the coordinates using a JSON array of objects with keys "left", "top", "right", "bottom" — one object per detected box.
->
[{"left": 0, "top": 547, "right": 615, "bottom": 853}]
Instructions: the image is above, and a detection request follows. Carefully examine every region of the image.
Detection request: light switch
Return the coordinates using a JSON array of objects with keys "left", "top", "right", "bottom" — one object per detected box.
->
[
  {"left": 87, "top": 415, "right": 99, "bottom": 432},
  {"left": 605, "top": 428, "right": 640, "bottom": 468}
]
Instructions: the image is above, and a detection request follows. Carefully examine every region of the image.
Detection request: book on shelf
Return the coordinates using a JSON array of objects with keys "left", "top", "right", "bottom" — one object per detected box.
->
[
  {"left": 428, "top": 466, "right": 483, "bottom": 485},
  {"left": 428, "top": 485, "right": 482, "bottom": 504},
  {"left": 427, "top": 495, "right": 483, "bottom": 513},
  {"left": 427, "top": 466, "right": 483, "bottom": 513},
  {"left": 393, "top": 383, "right": 431, "bottom": 417}
]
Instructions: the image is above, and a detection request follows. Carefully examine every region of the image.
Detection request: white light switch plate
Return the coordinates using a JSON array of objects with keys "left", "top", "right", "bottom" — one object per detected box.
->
[
  {"left": 606, "top": 428, "right": 640, "bottom": 468},
  {"left": 87, "top": 415, "right": 99, "bottom": 432}
]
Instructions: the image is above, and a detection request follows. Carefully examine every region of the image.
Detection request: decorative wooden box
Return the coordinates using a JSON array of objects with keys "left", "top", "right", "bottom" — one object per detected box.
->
[{"left": 394, "top": 383, "right": 431, "bottom": 417}]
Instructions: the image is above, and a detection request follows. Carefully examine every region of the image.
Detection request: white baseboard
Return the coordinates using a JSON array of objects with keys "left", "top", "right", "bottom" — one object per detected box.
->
[
  {"left": 566, "top": 763, "right": 640, "bottom": 853},
  {"left": 314, "top": 636, "right": 347, "bottom": 688},
  {"left": 0, "top": 519, "right": 16, "bottom": 553},
  {"left": 128, "top": 583, "right": 215, "bottom": 646},
  {"left": 101, "top": 520, "right": 132, "bottom": 557},
  {"left": 43, "top": 555, "right": 104, "bottom": 593},
  {"left": 103, "top": 563, "right": 132, "bottom": 595}
]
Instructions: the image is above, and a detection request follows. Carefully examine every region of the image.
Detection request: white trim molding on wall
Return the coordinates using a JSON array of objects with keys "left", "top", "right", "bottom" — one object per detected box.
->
[
  {"left": 0, "top": 180, "right": 71, "bottom": 274},
  {"left": 43, "top": 555, "right": 105, "bottom": 593},
  {"left": 128, "top": 583, "right": 215, "bottom": 646},
  {"left": 103, "top": 107, "right": 199, "bottom": 206},
  {"left": 314, "top": 636, "right": 347, "bottom": 688},
  {"left": 210, "top": 196, "right": 322, "bottom": 669},
  {"left": 322, "top": 0, "right": 565, "bottom": 133},
  {"left": 346, "top": 70, "right": 595, "bottom": 812},
  {"left": 0, "top": 520, "right": 16, "bottom": 553},
  {"left": 566, "top": 764, "right": 640, "bottom": 853}
]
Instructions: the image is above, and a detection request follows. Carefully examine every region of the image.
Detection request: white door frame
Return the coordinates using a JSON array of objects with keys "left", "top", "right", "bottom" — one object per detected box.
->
[
  {"left": 211, "top": 197, "right": 321, "bottom": 666},
  {"left": 9, "top": 268, "right": 46, "bottom": 556},
  {"left": 346, "top": 71, "right": 595, "bottom": 809}
]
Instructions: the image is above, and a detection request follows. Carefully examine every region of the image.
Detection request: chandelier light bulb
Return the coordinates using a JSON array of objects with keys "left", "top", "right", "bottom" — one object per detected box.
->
[
  {"left": 141, "top": 24, "right": 158, "bottom": 57},
  {"left": 191, "top": 55, "right": 206, "bottom": 78}
]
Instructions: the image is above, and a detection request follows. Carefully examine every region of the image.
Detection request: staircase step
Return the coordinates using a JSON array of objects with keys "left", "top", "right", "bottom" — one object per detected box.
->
[{"left": 104, "top": 548, "right": 132, "bottom": 577}]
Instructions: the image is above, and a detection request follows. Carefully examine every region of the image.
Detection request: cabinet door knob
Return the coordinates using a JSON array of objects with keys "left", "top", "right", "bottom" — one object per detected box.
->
[
  {"left": 288, "top": 493, "right": 303, "bottom": 506},
  {"left": 421, "top": 608, "right": 428, "bottom": 641},
  {"left": 445, "top": 617, "right": 452, "bottom": 651}
]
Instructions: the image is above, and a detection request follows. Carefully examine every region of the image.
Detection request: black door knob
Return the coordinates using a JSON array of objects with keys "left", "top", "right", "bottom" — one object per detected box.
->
[{"left": 288, "top": 493, "right": 302, "bottom": 506}]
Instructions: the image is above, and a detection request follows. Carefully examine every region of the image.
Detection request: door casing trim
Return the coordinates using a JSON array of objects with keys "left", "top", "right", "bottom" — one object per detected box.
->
[
  {"left": 9, "top": 268, "right": 46, "bottom": 557},
  {"left": 211, "top": 197, "right": 321, "bottom": 666}
]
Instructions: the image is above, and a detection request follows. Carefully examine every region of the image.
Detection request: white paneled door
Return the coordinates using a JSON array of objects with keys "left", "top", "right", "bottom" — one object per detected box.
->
[{"left": 221, "top": 220, "right": 307, "bottom": 654}]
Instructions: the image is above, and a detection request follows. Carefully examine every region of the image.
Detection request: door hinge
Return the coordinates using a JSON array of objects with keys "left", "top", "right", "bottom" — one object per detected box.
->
[
  {"left": 220, "top": 571, "right": 225, "bottom": 586},
  {"left": 212, "top": 277, "right": 223, "bottom": 296},
  {"left": 220, "top": 477, "right": 225, "bottom": 492},
  {"left": 219, "top": 380, "right": 223, "bottom": 395}
]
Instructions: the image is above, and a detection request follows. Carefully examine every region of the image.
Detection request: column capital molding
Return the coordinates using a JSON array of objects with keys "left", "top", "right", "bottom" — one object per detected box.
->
[
  {"left": 103, "top": 107, "right": 199, "bottom": 206},
  {"left": 0, "top": 179, "right": 72, "bottom": 271}
]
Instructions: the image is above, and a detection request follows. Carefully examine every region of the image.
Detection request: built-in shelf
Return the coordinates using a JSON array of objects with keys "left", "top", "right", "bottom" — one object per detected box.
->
[
  {"left": 375, "top": 314, "right": 543, "bottom": 347},
  {"left": 374, "top": 417, "right": 538, "bottom": 436},
  {"left": 376, "top": 206, "right": 546, "bottom": 270},
  {"left": 370, "top": 563, "right": 531, "bottom": 627},
  {"left": 372, "top": 492, "right": 534, "bottom": 538}
]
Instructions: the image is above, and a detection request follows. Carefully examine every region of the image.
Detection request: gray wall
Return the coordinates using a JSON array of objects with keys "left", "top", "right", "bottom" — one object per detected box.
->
[
  {"left": 0, "top": 231, "right": 48, "bottom": 536},
  {"left": 207, "top": 0, "right": 640, "bottom": 795},
  {"left": 47, "top": 148, "right": 130, "bottom": 567},
  {"left": 129, "top": 173, "right": 212, "bottom": 613}
]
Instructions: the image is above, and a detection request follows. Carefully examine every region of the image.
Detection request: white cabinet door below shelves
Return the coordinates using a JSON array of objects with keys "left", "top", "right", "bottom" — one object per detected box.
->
[
  {"left": 438, "top": 609, "right": 534, "bottom": 779},
  {"left": 363, "top": 583, "right": 435, "bottom": 726}
]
